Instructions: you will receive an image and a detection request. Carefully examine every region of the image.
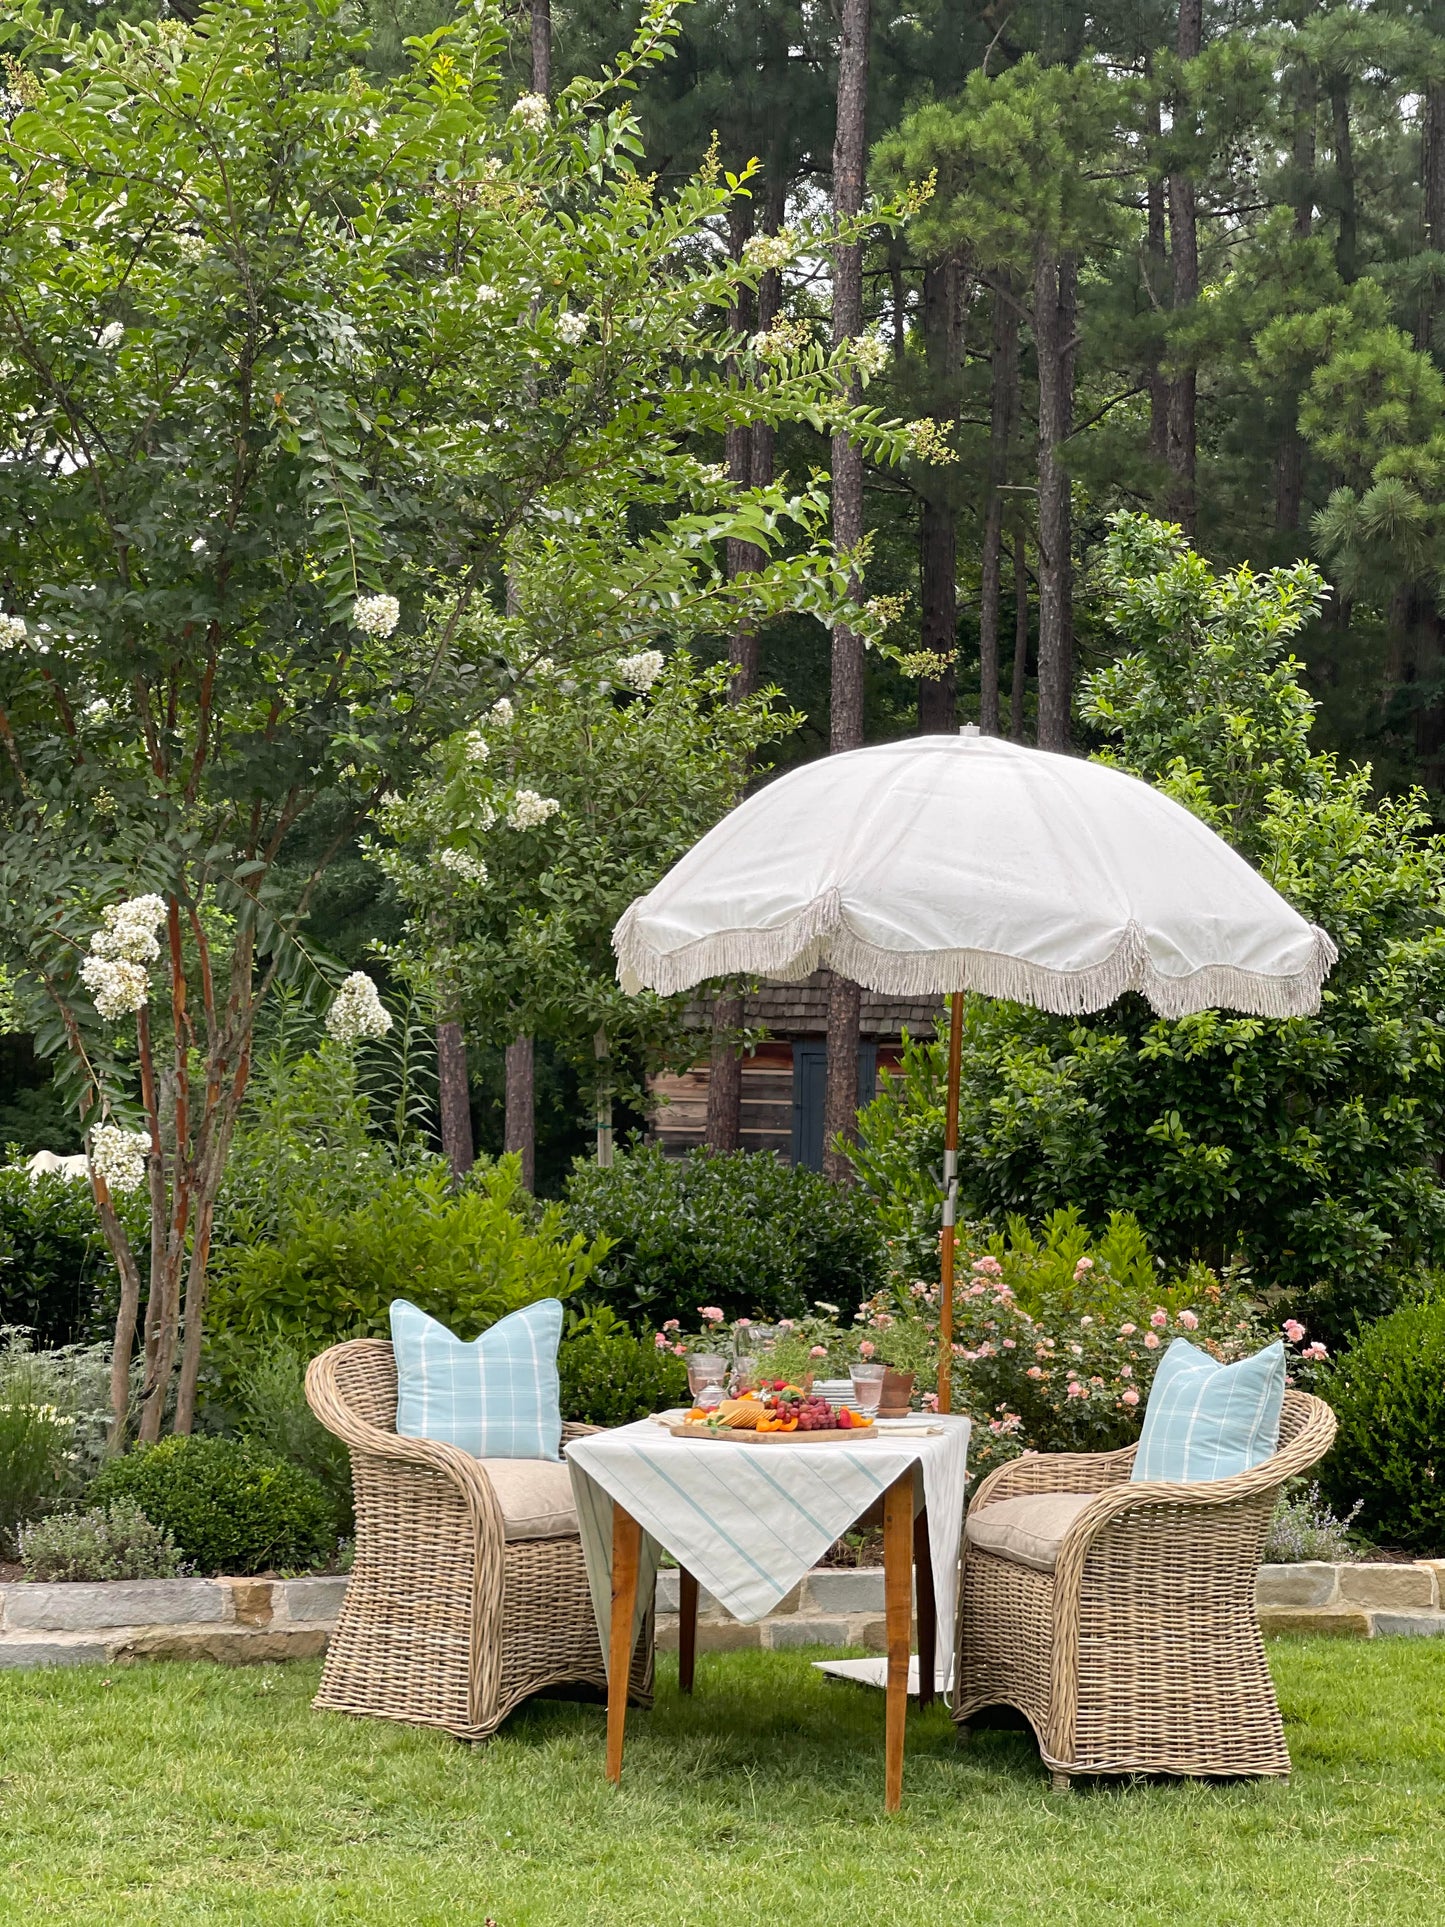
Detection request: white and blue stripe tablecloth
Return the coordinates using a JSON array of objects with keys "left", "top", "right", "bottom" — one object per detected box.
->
[{"left": 565, "top": 1415, "right": 971, "bottom": 1679}]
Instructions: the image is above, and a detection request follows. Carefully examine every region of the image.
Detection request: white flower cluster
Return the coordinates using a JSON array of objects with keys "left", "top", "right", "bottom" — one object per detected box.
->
[
  {"left": 904, "top": 417, "right": 956, "bottom": 465},
  {"left": 741, "top": 229, "right": 795, "bottom": 274},
  {"left": 556, "top": 310, "right": 590, "bottom": 347},
  {"left": 852, "top": 333, "right": 890, "bottom": 380},
  {"left": 88, "top": 1124, "right": 153, "bottom": 1196},
  {"left": 0, "top": 613, "right": 27, "bottom": 650},
  {"left": 615, "top": 649, "right": 665, "bottom": 692},
  {"left": 475, "top": 283, "right": 501, "bottom": 306},
  {"left": 325, "top": 970, "right": 394, "bottom": 1045},
  {"left": 510, "top": 92, "right": 549, "bottom": 132},
  {"left": 490, "top": 696, "right": 513, "bottom": 724},
  {"left": 462, "top": 729, "right": 490, "bottom": 763},
  {"left": 437, "top": 847, "right": 489, "bottom": 884},
  {"left": 79, "top": 894, "right": 167, "bottom": 1020},
  {"left": 506, "top": 788, "right": 560, "bottom": 829},
  {"left": 97, "top": 321, "right": 125, "bottom": 352},
  {"left": 751, "top": 316, "right": 814, "bottom": 361},
  {"left": 175, "top": 232, "right": 208, "bottom": 264},
  {"left": 353, "top": 593, "right": 401, "bottom": 638}
]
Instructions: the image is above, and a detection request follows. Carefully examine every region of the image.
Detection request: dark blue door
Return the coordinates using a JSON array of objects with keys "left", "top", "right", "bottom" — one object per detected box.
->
[{"left": 791, "top": 1041, "right": 879, "bottom": 1170}]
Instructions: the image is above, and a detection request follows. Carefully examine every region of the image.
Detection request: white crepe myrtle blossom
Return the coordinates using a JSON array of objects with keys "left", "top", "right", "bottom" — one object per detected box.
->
[
  {"left": 852, "top": 333, "right": 890, "bottom": 381},
  {"left": 506, "top": 789, "right": 561, "bottom": 829},
  {"left": 97, "top": 321, "right": 125, "bottom": 352},
  {"left": 741, "top": 229, "right": 795, "bottom": 274},
  {"left": 474, "top": 284, "right": 501, "bottom": 306},
  {"left": 90, "top": 894, "right": 166, "bottom": 965},
  {"left": 490, "top": 697, "right": 513, "bottom": 724},
  {"left": 353, "top": 593, "right": 400, "bottom": 638},
  {"left": 556, "top": 310, "right": 590, "bottom": 347},
  {"left": 903, "top": 417, "right": 956, "bottom": 465},
  {"left": 437, "top": 848, "right": 489, "bottom": 884},
  {"left": 751, "top": 316, "right": 814, "bottom": 361},
  {"left": 510, "top": 92, "right": 549, "bottom": 132},
  {"left": 462, "top": 729, "right": 490, "bottom": 763},
  {"left": 87, "top": 1124, "right": 153, "bottom": 1195},
  {"left": 326, "top": 971, "right": 393, "bottom": 1045},
  {"left": 176, "top": 232, "right": 208, "bottom": 264},
  {"left": 0, "top": 613, "right": 27, "bottom": 650},
  {"left": 80, "top": 956, "right": 151, "bottom": 1019},
  {"left": 615, "top": 649, "right": 665, "bottom": 692}
]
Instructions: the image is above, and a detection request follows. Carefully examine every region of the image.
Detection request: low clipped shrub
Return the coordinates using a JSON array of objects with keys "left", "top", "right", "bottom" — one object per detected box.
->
[
  {"left": 558, "top": 1310, "right": 688, "bottom": 1426},
  {"left": 19, "top": 1499, "right": 186, "bottom": 1582},
  {"left": 1317, "top": 1294, "right": 1445, "bottom": 1554},
  {"left": 562, "top": 1146, "right": 886, "bottom": 1327},
  {"left": 227, "top": 1337, "right": 354, "bottom": 1536},
  {"left": 88, "top": 1434, "right": 337, "bottom": 1575}
]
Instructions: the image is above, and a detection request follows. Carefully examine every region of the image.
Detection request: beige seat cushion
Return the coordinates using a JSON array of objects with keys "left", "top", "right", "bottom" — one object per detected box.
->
[
  {"left": 478, "top": 1458, "right": 579, "bottom": 1541},
  {"left": 964, "top": 1491, "right": 1100, "bottom": 1573}
]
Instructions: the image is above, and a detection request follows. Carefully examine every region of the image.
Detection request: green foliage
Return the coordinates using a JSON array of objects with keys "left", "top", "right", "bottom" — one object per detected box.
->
[
  {"left": 561, "top": 1146, "right": 886, "bottom": 1327},
  {"left": 0, "top": 1329, "right": 111, "bottom": 1549},
  {"left": 209, "top": 1156, "right": 608, "bottom": 1351},
  {"left": 556, "top": 1307, "right": 688, "bottom": 1425},
  {"left": 851, "top": 519, "right": 1445, "bottom": 1338},
  {"left": 19, "top": 1499, "right": 185, "bottom": 1583},
  {"left": 0, "top": 1169, "right": 133, "bottom": 1347},
  {"left": 1317, "top": 1293, "right": 1445, "bottom": 1554},
  {"left": 228, "top": 1339, "right": 354, "bottom": 1539},
  {"left": 1263, "top": 1482, "right": 1364, "bottom": 1566},
  {"left": 88, "top": 1435, "right": 337, "bottom": 1576}
]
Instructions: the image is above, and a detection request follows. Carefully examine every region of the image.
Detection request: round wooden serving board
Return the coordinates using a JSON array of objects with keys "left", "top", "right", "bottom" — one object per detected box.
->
[{"left": 664, "top": 1420, "right": 878, "bottom": 1444}]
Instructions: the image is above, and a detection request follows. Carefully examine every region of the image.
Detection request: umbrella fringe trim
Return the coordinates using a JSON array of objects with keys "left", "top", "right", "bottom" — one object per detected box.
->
[{"left": 614, "top": 898, "right": 1339, "bottom": 1020}]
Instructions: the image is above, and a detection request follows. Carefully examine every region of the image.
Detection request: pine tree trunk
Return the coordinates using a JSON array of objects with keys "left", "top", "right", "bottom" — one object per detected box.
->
[
  {"left": 823, "top": 0, "right": 870, "bottom": 1183},
  {"left": 1033, "top": 243, "right": 1075, "bottom": 753},
  {"left": 1144, "top": 79, "right": 1169, "bottom": 471},
  {"left": 1166, "top": 0, "right": 1202, "bottom": 534},
  {"left": 530, "top": 0, "right": 550, "bottom": 95},
  {"left": 1010, "top": 530, "right": 1029, "bottom": 740},
  {"left": 436, "top": 1019, "right": 474, "bottom": 1183},
  {"left": 918, "top": 256, "right": 964, "bottom": 733},
  {"left": 504, "top": 1033, "right": 536, "bottom": 1191},
  {"left": 978, "top": 279, "right": 1019, "bottom": 736},
  {"left": 1275, "top": 69, "right": 1315, "bottom": 535},
  {"left": 1419, "top": 80, "right": 1445, "bottom": 350},
  {"left": 1331, "top": 79, "right": 1357, "bottom": 285},
  {"left": 726, "top": 200, "right": 763, "bottom": 701},
  {"left": 705, "top": 992, "right": 743, "bottom": 1152}
]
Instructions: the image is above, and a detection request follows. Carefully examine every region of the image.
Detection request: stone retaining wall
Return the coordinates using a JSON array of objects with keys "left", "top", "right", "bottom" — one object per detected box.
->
[{"left": 2, "top": 1561, "right": 1441, "bottom": 1670}]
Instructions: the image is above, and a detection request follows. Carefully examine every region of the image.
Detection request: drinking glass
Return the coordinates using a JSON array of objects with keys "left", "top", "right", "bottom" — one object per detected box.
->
[
  {"left": 850, "top": 1361, "right": 886, "bottom": 1417},
  {"left": 687, "top": 1353, "right": 729, "bottom": 1403},
  {"left": 731, "top": 1355, "right": 759, "bottom": 1396}
]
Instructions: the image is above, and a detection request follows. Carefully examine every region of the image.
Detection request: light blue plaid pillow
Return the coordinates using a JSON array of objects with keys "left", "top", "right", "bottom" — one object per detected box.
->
[
  {"left": 390, "top": 1298, "right": 564, "bottom": 1461},
  {"left": 1131, "top": 1338, "right": 1285, "bottom": 1484}
]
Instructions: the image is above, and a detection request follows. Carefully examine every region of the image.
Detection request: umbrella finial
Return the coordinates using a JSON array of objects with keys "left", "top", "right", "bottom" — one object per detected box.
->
[{"left": 959, "top": 723, "right": 980, "bottom": 739}]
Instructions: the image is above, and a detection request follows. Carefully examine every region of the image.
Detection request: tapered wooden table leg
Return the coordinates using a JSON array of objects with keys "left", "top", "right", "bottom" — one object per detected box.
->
[
  {"left": 606, "top": 1502, "right": 642, "bottom": 1785},
  {"left": 913, "top": 1503, "right": 935, "bottom": 1710},
  {"left": 882, "top": 1471, "right": 915, "bottom": 1812},
  {"left": 678, "top": 1567, "right": 699, "bottom": 1695}
]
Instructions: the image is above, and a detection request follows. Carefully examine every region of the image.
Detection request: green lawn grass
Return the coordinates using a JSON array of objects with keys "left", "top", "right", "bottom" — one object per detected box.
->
[{"left": 1, "top": 1640, "right": 1442, "bottom": 1925}]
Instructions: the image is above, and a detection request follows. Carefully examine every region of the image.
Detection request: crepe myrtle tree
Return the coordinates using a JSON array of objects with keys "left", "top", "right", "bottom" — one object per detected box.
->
[
  {"left": 0, "top": 0, "right": 928, "bottom": 1439},
  {"left": 372, "top": 647, "right": 798, "bottom": 1169}
]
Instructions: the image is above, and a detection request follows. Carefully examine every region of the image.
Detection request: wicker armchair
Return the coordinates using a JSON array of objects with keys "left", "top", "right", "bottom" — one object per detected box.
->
[
  {"left": 305, "top": 1338, "right": 652, "bottom": 1742},
  {"left": 954, "top": 1390, "right": 1336, "bottom": 1787}
]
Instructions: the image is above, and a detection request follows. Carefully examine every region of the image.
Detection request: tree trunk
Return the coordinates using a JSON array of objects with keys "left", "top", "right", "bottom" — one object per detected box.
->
[
  {"left": 725, "top": 199, "right": 762, "bottom": 701},
  {"left": 1166, "top": 0, "right": 1202, "bottom": 534},
  {"left": 504, "top": 1033, "right": 536, "bottom": 1191},
  {"left": 1274, "top": 70, "right": 1315, "bottom": 536},
  {"left": 705, "top": 991, "right": 743, "bottom": 1152},
  {"left": 530, "top": 0, "right": 550, "bottom": 96},
  {"left": 978, "top": 280, "right": 1019, "bottom": 736},
  {"left": 823, "top": 0, "right": 870, "bottom": 1182},
  {"left": 918, "top": 256, "right": 964, "bottom": 733},
  {"left": 436, "top": 1019, "right": 474, "bottom": 1182},
  {"left": 1033, "top": 243, "right": 1075, "bottom": 753},
  {"left": 1331, "top": 79, "right": 1357, "bottom": 285},
  {"left": 1419, "top": 79, "right": 1445, "bottom": 351},
  {"left": 1144, "top": 78, "right": 1169, "bottom": 471},
  {"left": 593, "top": 1026, "right": 614, "bottom": 1168},
  {"left": 1010, "top": 530, "right": 1029, "bottom": 740},
  {"left": 100, "top": 1183, "right": 146, "bottom": 1445}
]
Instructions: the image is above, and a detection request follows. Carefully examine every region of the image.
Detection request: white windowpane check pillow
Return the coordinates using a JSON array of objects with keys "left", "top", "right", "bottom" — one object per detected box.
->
[
  {"left": 390, "top": 1297, "right": 564, "bottom": 1461},
  {"left": 1131, "top": 1338, "right": 1286, "bottom": 1484}
]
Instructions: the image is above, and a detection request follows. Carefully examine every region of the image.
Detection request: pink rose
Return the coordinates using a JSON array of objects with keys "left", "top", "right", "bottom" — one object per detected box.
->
[
  {"left": 1069, "top": 1343, "right": 1084, "bottom": 1357},
  {"left": 1150, "top": 1309, "right": 1168, "bottom": 1329},
  {"left": 1002, "top": 1338, "right": 1016, "bottom": 1350},
  {"left": 1079, "top": 1315, "right": 1094, "bottom": 1328},
  {"left": 808, "top": 1344, "right": 827, "bottom": 1358},
  {"left": 663, "top": 1319, "right": 680, "bottom": 1332},
  {"left": 1073, "top": 1256, "right": 1094, "bottom": 1278},
  {"left": 1119, "top": 1323, "right": 1137, "bottom": 1337},
  {"left": 859, "top": 1339, "right": 876, "bottom": 1358},
  {"left": 653, "top": 1332, "right": 668, "bottom": 1350},
  {"left": 1302, "top": 1341, "right": 1329, "bottom": 1361},
  {"left": 1283, "top": 1319, "right": 1306, "bottom": 1344},
  {"left": 921, "top": 1392, "right": 940, "bottom": 1412},
  {"left": 1119, "top": 1364, "right": 1133, "bottom": 1379},
  {"left": 1066, "top": 1381, "right": 1087, "bottom": 1399},
  {"left": 1120, "top": 1387, "right": 1140, "bottom": 1407},
  {"left": 1144, "top": 1332, "right": 1161, "bottom": 1350},
  {"left": 698, "top": 1306, "right": 724, "bottom": 1324},
  {"left": 672, "top": 1343, "right": 687, "bottom": 1356},
  {"left": 1177, "top": 1309, "right": 1199, "bottom": 1330},
  {"left": 735, "top": 1317, "right": 751, "bottom": 1329},
  {"left": 973, "top": 1255, "right": 1003, "bottom": 1276},
  {"left": 968, "top": 1281, "right": 987, "bottom": 1298},
  {"left": 1026, "top": 1366, "right": 1044, "bottom": 1379},
  {"left": 777, "top": 1319, "right": 794, "bottom": 1330}
]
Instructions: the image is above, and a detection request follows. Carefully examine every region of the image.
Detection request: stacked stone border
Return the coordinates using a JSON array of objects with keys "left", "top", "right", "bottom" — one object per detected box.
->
[{"left": 1, "top": 1563, "right": 1441, "bottom": 1669}]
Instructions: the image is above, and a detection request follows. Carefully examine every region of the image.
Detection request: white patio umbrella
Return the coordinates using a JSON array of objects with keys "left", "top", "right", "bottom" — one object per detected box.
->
[{"left": 613, "top": 730, "right": 1337, "bottom": 1409}]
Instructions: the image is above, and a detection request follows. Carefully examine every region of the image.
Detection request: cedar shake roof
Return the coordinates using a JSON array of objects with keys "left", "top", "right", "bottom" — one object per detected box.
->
[{"left": 683, "top": 971, "right": 943, "bottom": 1040}]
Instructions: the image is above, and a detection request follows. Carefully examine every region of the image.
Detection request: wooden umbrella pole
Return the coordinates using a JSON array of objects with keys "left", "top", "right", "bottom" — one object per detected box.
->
[{"left": 937, "top": 992, "right": 964, "bottom": 1413}]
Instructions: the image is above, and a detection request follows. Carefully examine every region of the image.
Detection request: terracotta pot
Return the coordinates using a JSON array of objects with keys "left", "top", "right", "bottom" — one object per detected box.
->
[{"left": 878, "top": 1369, "right": 915, "bottom": 1418}]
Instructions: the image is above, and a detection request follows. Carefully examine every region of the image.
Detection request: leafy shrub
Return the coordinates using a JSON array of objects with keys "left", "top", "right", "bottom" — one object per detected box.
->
[
  {"left": 208, "top": 1156, "right": 608, "bottom": 1350},
  {"left": 88, "top": 1435, "right": 337, "bottom": 1576},
  {"left": 562, "top": 1146, "right": 886, "bottom": 1327},
  {"left": 558, "top": 1308, "right": 688, "bottom": 1425},
  {"left": 0, "top": 1329, "right": 111, "bottom": 1550},
  {"left": 0, "top": 1169, "right": 138, "bottom": 1347},
  {"left": 19, "top": 1499, "right": 185, "bottom": 1582},
  {"left": 1317, "top": 1295, "right": 1445, "bottom": 1554},
  {"left": 1263, "top": 1481, "right": 1363, "bottom": 1565},
  {"left": 228, "top": 1338, "right": 354, "bottom": 1536}
]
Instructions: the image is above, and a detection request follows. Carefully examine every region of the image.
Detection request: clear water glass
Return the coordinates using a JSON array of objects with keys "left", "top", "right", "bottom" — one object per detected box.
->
[
  {"left": 687, "top": 1353, "right": 729, "bottom": 1400},
  {"left": 850, "top": 1361, "right": 886, "bottom": 1416}
]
